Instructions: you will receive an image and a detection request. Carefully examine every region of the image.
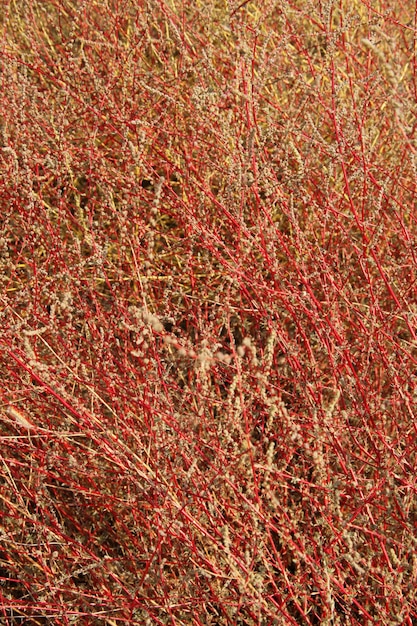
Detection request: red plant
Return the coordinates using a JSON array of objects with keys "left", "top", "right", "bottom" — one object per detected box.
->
[{"left": 1, "top": 1, "right": 416, "bottom": 624}]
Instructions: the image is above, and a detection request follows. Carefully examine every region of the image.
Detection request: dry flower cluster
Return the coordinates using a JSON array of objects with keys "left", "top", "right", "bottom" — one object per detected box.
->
[{"left": 0, "top": 0, "right": 417, "bottom": 624}]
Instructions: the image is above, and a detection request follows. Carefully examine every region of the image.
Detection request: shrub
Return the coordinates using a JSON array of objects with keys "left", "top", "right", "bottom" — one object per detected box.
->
[{"left": 0, "top": 1, "right": 416, "bottom": 624}]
